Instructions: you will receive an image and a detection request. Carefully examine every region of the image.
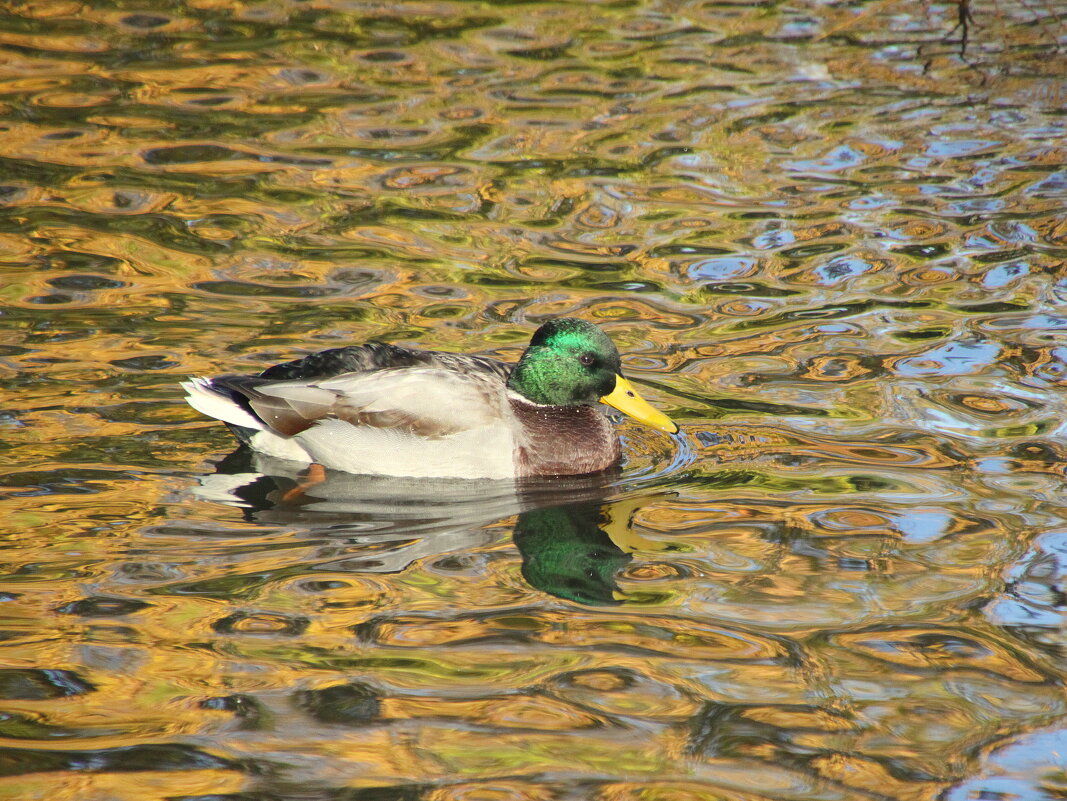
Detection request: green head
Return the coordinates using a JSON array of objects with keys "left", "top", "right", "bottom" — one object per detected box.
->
[{"left": 508, "top": 318, "right": 621, "bottom": 406}]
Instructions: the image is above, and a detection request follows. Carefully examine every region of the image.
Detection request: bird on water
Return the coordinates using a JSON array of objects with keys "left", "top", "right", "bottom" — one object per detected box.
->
[{"left": 182, "top": 317, "right": 678, "bottom": 479}]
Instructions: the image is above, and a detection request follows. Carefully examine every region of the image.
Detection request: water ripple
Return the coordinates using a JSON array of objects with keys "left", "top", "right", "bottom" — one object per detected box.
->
[{"left": 2, "top": 1, "right": 1066, "bottom": 797}]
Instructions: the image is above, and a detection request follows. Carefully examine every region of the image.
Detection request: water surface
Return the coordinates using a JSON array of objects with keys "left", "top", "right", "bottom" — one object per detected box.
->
[{"left": 2, "top": 1, "right": 1067, "bottom": 799}]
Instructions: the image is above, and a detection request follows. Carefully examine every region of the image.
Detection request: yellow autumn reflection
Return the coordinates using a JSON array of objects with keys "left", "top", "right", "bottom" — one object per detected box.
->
[{"left": 2, "top": 1, "right": 1067, "bottom": 800}]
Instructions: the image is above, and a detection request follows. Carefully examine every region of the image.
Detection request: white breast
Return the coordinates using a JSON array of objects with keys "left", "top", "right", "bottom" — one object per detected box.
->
[{"left": 294, "top": 418, "right": 517, "bottom": 479}]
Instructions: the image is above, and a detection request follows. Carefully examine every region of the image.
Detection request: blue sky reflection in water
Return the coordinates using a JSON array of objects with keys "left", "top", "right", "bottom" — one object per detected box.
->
[{"left": 0, "top": 1, "right": 1066, "bottom": 799}]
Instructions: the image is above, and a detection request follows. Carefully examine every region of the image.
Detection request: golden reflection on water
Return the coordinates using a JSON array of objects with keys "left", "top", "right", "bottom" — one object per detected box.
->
[{"left": 2, "top": 0, "right": 1067, "bottom": 799}]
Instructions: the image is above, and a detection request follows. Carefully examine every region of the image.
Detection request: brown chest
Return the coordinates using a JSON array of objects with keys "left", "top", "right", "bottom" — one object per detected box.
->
[{"left": 511, "top": 400, "right": 621, "bottom": 477}]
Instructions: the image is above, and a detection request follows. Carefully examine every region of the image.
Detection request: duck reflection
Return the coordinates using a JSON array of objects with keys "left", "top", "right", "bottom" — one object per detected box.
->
[
  {"left": 514, "top": 496, "right": 671, "bottom": 605},
  {"left": 198, "top": 448, "right": 666, "bottom": 603}
]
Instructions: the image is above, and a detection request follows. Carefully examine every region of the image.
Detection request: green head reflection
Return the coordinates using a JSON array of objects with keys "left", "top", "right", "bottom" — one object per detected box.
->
[
  {"left": 513, "top": 501, "right": 631, "bottom": 605},
  {"left": 513, "top": 495, "right": 675, "bottom": 606}
]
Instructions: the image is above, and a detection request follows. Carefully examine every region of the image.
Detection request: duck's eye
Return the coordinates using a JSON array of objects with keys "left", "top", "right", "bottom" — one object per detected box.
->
[{"left": 579, "top": 353, "right": 596, "bottom": 367}]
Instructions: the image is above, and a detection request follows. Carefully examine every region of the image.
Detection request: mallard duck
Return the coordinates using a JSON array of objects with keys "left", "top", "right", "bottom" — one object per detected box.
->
[{"left": 182, "top": 317, "right": 677, "bottom": 479}]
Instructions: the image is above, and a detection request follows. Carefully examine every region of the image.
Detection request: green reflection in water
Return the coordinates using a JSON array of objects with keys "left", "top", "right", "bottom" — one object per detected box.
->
[{"left": 1, "top": 0, "right": 1067, "bottom": 798}]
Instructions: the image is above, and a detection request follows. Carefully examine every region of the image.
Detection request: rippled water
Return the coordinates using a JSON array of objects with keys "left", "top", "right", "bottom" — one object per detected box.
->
[{"left": 2, "top": 1, "right": 1067, "bottom": 799}]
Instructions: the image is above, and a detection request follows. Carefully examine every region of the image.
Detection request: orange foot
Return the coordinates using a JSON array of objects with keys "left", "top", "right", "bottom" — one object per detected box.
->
[{"left": 281, "top": 462, "right": 327, "bottom": 503}]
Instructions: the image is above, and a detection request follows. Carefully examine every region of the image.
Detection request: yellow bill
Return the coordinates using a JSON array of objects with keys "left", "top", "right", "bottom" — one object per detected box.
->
[{"left": 600, "top": 375, "right": 678, "bottom": 434}]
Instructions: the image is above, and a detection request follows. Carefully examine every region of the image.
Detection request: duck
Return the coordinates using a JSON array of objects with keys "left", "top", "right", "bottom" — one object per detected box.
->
[{"left": 181, "top": 317, "right": 678, "bottom": 479}]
